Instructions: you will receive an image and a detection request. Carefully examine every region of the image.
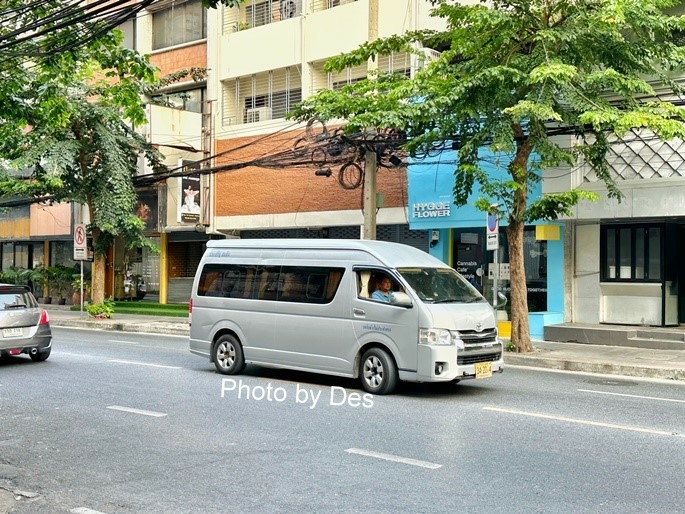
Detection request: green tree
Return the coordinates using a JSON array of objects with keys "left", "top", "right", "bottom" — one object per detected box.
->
[
  {"left": 0, "top": 1, "right": 242, "bottom": 304},
  {"left": 291, "top": 0, "right": 685, "bottom": 352},
  {"left": 0, "top": 28, "right": 167, "bottom": 304}
]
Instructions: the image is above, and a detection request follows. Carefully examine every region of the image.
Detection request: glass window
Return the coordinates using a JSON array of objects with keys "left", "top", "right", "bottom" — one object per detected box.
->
[
  {"left": 197, "top": 264, "right": 343, "bottom": 304},
  {"left": 601, "top": 225, "right": 661, "bottom": 282},
  {"left": 605, "top": 229, "right": 615, "bottom": 278},
  {"left": 152, "top": 0, "right": 206, "bottom": 50},
  {"left": 152, "top": 88, "right": 205, "bottom": 113},
  {"left": 648, "top": 227, "right": 661, "bottom": 279},
  {"left": 619, "top": 228, "right": 632, "bottom": 279},
  {"left": 118, "top": 19, "right": 136, "bottom": 49},
  {"left": 2, "top": 243, "right": 14, "bottom": 271},
  {"left": 635, "top": 229, "right": 645, "bottom": 279}
]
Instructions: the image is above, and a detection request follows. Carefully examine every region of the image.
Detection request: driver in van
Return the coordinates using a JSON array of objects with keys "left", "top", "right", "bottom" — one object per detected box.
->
[{"left": 372, "top": 276, "right": 394, "bottom": 303}]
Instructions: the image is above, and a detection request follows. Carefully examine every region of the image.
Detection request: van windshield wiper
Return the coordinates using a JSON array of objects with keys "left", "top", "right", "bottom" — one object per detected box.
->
[
  {"left": 433, "top": 296, "right": 483, "bottom": 304},
  {"left": 432, "top": 297, "right": 461, "bottom": 304}
]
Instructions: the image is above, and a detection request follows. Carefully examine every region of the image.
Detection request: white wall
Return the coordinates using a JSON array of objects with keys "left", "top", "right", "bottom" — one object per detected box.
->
[{"left": 573, "top": 223, "right": 600, "bottom": 323}]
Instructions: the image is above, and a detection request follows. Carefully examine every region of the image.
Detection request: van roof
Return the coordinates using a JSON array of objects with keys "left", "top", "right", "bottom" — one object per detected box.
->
[{"left": 205, "top": 239, "right": 448, "bottom": 269}]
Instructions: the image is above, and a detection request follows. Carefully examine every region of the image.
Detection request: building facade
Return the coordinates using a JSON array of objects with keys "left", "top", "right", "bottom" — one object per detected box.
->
[{"left": 545, "top": 130, "right": 685, "bottom": 328}]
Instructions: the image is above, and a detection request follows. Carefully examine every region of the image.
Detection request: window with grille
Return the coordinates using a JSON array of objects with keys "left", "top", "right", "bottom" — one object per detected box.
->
[
  {"left": 222, "top": 0, "right": 302, "bottom": 32},
  {"left": 311, "top": 52, "right": 412, "bottom": 92},
  {"left": 311, "top": 0, "right": 358, "bottom": 11},
  {"left": 152, "top": 0, "right": 206, "bottom": 50},
  {"left": 222, "top": 68, "right": 302, "bottom": 126}
]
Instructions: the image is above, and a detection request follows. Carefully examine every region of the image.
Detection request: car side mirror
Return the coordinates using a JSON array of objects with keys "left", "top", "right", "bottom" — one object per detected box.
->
[
  {"left": 495, "top": 292, "right": 508, "bottom": 309},
  {"left": 389, "top": 291, "right": 412, "bottom": 308}
]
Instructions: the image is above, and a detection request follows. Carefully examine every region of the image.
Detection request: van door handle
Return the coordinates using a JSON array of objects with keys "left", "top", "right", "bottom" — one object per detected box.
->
[{"left": 353, "top": 308, "right": 365, "bottom": 317}]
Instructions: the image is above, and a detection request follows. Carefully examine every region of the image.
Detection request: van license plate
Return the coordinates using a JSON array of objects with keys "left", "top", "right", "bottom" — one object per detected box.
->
[
  {"left": 2, "top": 328, "right": 23, "bottom": 338},
  {"left": 475, "top": 361, "right": 492, "bottom": 379}
]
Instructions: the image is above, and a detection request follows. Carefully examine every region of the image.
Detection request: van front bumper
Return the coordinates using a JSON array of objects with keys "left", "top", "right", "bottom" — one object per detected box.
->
[{"left": 416, "top": 341, "right": 504, "bottom": 382}]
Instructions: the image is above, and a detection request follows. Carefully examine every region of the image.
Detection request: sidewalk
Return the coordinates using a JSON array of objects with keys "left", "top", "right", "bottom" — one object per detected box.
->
[{"left": 45, "top": 306, "right": 685, "bottom": 383}]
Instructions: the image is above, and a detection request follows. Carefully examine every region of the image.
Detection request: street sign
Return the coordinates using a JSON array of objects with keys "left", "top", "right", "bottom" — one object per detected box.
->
[
  {"left": 74, "top": 224, "right": 87, "bottom": 260},
  {"left": 486, "top": 213, "right": 499, "bottom": 251}
]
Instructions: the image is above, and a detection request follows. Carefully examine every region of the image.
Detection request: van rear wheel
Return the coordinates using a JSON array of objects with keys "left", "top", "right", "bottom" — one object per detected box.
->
[
  {"left": 213, "top": 335, "right": 246, "bottom": 375},
  {"left": 360, "top": 348, "right": 398, "bottom": 395}
]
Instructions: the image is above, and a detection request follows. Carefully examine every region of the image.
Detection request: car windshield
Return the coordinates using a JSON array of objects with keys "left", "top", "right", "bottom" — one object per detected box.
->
[{"left": 397, "top": 267, "right": 484, "bottom": 304}]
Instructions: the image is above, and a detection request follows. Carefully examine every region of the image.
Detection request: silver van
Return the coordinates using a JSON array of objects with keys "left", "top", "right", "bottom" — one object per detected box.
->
[{"left": 189, "top": 239, "right": 503, "bottom": 394}]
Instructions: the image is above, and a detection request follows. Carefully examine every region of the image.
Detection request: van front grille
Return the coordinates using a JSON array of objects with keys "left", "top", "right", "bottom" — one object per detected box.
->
[{"left": 458, "top": 352, "right": 502, "bottom": 365}]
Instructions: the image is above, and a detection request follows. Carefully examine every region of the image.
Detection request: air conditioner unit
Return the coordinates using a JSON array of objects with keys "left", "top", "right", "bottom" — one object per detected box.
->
[
  {"left": 280, "top": 0, "right": 300, "bottom": 18},
  {"left": 246, "top": 107, "right": 272, "bottom": 123}
]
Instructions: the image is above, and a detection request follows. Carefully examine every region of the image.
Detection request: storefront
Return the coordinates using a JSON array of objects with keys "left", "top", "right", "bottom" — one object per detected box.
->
[{"left": 407, "top": 155, "right": 565, "bottom": 338}]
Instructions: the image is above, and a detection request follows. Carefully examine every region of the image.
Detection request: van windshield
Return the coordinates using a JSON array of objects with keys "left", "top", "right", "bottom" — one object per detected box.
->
[{"left": 397, "top": 267, "right": 484, "bottom": 304}]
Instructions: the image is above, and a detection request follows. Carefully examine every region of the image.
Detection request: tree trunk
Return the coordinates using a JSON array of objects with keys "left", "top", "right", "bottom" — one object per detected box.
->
[
  {"left": 89, "top": 221, "right": 106, "bottom": 305},
  {"left": 507, "top": 219, "right": 533, "bottom": 352},
  {"left": 91, "top": 252, "right": 106, "bottom": 305},
  {"left": 508, "top": 125, "right": 533, "bottom": 353}
]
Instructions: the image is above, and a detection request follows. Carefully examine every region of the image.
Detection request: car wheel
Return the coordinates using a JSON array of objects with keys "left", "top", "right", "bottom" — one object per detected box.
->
[
  {"left": 30, "top": 348, "right": 51, "bottom": 362},
  {"left": 213, "top": 335, "right": 245, "bottom": 375},
  {"left": 360, "top": 347, "right": 398, "bottom": 395}
]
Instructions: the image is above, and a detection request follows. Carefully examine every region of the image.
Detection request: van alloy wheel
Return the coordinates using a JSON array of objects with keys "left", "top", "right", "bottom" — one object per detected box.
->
[
  {"left": 360, "top": 347, "right": 398, "bottom": 395},
  {"left": 213, "top": 334, "right": 246, "bottom": 375}
]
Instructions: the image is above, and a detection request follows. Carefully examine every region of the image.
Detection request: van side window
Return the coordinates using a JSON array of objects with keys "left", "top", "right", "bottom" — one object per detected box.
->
[
  {"left": 197, "top": 264, "right": 256, "bottom": 298},
  {"left": 199, "top": 264, "right": 345, "bottom": 304},
  {"left": 270, "top": 266, "right": 344, "bottom": 304}
]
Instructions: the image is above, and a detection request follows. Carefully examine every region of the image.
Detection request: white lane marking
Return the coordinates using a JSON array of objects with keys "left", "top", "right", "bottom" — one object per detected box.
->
[
  {"left": 578, "top": 389, "right": 685, "bottom": 404},
  {"left": 107, "top": 406, "right": 167, "bottom": 417},
  {"left": 483, "top": 407, "right": 685, "bottom": 438},
  {"left": 345, "top": 448, "right": 442, "bottom": 469},
  {"left": 108, "top": 339, "right": 139, "bottom": 345},
  {"left": 109, "top": 359, "right": 180, "bottom": 369},
  {"left": 71, "top": 508, "right": 107, "bottom": 514}
]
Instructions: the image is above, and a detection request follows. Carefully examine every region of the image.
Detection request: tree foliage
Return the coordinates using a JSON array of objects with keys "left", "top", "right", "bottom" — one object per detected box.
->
[
  {"left": 0, "top": 0, "right": 241, "bottom": 304},
  {"left": 291, "top": 0, "right": 685, "bottom": 351}
]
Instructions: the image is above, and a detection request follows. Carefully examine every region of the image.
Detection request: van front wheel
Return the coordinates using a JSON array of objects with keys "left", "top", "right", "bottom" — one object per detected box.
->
[
  {"left": 360, "top": 348, "right": 398, "bottom": 395},
  {"left": 213, "top": 335, "right": 246, "bottom": 375}
]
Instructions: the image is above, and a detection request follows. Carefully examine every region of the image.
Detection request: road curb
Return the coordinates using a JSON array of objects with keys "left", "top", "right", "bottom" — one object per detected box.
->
[
  {"left": 504, "top": 354, "right": 685, "bottom": 382},
  {"left": 51, "top": 319, "right": 190, "bottom": 336}
]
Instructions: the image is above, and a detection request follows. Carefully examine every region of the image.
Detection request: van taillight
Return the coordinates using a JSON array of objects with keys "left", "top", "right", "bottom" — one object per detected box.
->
[
  {"left": 188, "top": 298, "right": 192, "bottom": 314},
  {"left": 39, "top": 310, "right": 49, "bottom": 325}
]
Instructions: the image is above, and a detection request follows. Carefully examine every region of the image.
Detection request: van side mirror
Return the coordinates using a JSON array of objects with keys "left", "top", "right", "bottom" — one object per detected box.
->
[
  {"left": 495, "top": 292, "right": 508, "bottom": 309},
  {"left": 389, "top": 291, "right": 412, "bottom": 308}
]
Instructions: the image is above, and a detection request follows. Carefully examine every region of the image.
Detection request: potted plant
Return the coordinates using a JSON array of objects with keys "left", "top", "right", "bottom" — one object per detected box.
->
[
  {"left": 72, "top": 274, "right": 91, "bottom": 305},
  {"left": 52, "top": 265, "right": 73, "bottom": 305},
  {"left": 0, "top": 266, "right": 30, "bottom": 286},
  {"left": 28, "top": 266, "right": 54, "bottom": 303}
]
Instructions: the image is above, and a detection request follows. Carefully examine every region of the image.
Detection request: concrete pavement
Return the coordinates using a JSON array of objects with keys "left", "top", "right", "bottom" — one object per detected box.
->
[{"left": 45, "top": 305, "right": 685, "bottom": 383}]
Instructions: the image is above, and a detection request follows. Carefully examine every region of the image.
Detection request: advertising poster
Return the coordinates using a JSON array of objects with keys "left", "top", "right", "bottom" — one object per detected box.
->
[{"left": 135, "top": 190, "right": 158, "bottom": 232}]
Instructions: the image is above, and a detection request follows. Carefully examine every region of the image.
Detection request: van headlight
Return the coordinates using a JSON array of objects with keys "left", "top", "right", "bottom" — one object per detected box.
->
[{"left": 419, "top": 328, "right": 453, "bottom": 346}]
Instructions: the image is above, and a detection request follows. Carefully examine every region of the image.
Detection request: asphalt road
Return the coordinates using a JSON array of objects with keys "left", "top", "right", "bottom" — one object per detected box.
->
[{"left": 1, "top": 327, "right": 684, "bottom": 513}]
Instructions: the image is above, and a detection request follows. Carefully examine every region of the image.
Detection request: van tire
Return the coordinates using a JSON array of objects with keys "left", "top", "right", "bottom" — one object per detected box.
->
[
  {"left": 213, "top": 335, "right": 246, "bottom": 375},
  {"left": 360, "top": 348, "right": 398, "bottom": 395}
]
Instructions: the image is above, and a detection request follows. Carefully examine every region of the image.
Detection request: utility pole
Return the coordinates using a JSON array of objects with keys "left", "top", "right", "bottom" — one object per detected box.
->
[{"left": 362, "top": 0, "right": 379, "bottom": 240}]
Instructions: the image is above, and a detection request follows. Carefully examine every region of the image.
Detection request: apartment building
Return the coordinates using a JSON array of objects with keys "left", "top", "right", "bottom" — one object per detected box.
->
[
  {"left": 88, "top": 0, "right": 445, "bottom": 303},
  {"left": 205, "top": 0, "right": 444, "bottom": 249}
]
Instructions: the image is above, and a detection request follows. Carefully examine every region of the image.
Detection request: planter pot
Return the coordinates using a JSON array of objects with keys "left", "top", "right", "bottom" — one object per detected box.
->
[
  {"left": 40, "top": 297, "right": 52, "bottom": 304},
  {"left": 57, "top": 298, "right": 66, "bottom": 305},
  {"left": 72, "top": 293, "right": 81, "bottom": 305}
]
